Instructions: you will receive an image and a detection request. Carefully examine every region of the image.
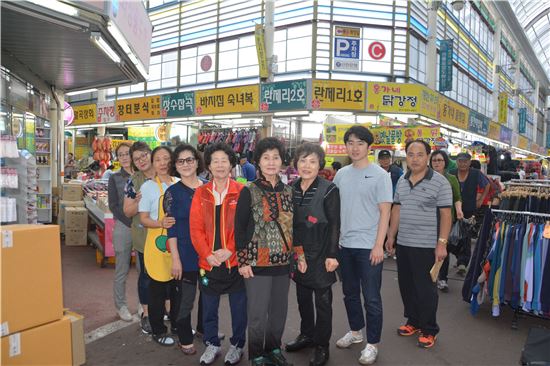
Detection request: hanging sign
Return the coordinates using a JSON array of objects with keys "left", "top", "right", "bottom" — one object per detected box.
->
[
  {"left": 468, "top": 110, "right": 489, "bottom": 135},
  {"left": 488, "top": 122, "right": 500, "bottom": 141},
  {"left": 116, "top": 96, "right": 161, "bottom": 122},
  {"left": 546, "top": 129, "right": 550, "bottom": 149},
  {"left": 498, "top": 92, "right": 508, "bottom": 124},
  {"left": 161, "top": 92, "right": 194, "bottom": 118},
  {"left": 255, "top": 24, "right": 269, "bottom": 79},
  {"left": 324, "top": 123, "right": 370, "bottom": 145},
  {"left": 195, "top": 85, "right": 259, "bottom": 115},
  {"left": 367, "top": 82, "right": 421, "bottom": 114},
  {"left": 439, "top": 39, "right": 453, "bottom": 92},
  {"left": 438, "top": 96, "right": 469, "bottom": 130},
  {"left": 260, "top": 80, "right": 308, "bottom": 112},
  {"left": 333, "top": 25, "right": 361, "bottom": 71},
  {"left": 97, "top": 101, "right": 116, "bottom": 124},
  {"left": 72, "top": 104, "right": 97, "bottom": 125},
  {"left": 128, "top": 126, "right": 159, "bottom": 149},
  {"left": 500, "top": 125, "right": 512, "bottom": 145},
  {"left": 420, "top": 88, "right": 439, "bottom": 120},
  {"left": 311, "top": 80, "right": 365, "bottom": 111},
  {"left": 371, "top": 125, "right": 441, "bottom": 149},
  {"left": 518, "top": 135, "right": 528, "bottom": 150},
  {"left": 25, "top": 116, "right": 35, "bottom": 154},
  {"left": 518, "top": 107, "right": 527, "bottom": 134}
]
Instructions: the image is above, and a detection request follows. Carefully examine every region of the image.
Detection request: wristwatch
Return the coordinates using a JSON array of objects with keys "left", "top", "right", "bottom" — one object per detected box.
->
[{"left": 438, "top": 238, "right": 448, "bottom": 245}]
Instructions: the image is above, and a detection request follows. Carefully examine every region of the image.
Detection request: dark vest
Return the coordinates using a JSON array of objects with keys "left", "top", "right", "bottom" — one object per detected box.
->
[{"left": 454, "top": 168, "right": 479, "bottom": 214}]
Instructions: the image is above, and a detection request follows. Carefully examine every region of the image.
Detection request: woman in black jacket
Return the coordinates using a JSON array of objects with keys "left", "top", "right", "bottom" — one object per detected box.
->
[{"left": 285, "top": 143, "right": 341, "bottom": 366}]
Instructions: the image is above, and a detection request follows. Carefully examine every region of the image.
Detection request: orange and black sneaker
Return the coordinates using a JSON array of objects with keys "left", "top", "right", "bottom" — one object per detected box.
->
[
  {"left": 397, "top": 324, "right": 420, "bottom": 336},
  {"left": 417, "top": 334, "right": 437, "bottom": 348}
]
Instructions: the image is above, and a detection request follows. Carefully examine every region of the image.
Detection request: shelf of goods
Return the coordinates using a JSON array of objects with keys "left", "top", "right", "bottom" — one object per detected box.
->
[
  {"left": 82, "top": 180, "right": 115, "bottom": 267},
  {"left": 35, "top": 119, "right": 52, "bottom": 223}
]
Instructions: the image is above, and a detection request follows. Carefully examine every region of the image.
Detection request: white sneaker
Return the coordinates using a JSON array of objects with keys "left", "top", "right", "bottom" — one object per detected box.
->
[
  {"left": 437, "top": 280, "right": 449, "bottom": 292},
  {"left": 200, "top": 344, "right": 221, "bottom": 365},
  {"left": 224, "top": 344, "right": 243, "bottom": 365},
  {"left": 117, "top": 306, "right": 132, "bottom": 322},
  {"left": 336, "top": 331, "right": 364, "bottom": 348},
  {"left": 359, "top": 343, "right": 378, "bottom": 365}
]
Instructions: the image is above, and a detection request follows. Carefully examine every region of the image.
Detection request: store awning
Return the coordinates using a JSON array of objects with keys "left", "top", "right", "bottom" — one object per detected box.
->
[{"left": 1, "top": 1, "right": 152, "bottom": 92}]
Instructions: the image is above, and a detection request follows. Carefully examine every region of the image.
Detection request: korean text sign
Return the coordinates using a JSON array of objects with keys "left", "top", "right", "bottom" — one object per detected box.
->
[
  {"left": 260, "top": 80, "right": 308, "bottom": 112},
  {"left": 195, "top": 85, "right": 259, "bottom": 115},
  {"left": 116, "top": 96, "right": 161, "bottom": 122},
  {"left": 311, "top": 80, "right": 365, "bottom": 111}
]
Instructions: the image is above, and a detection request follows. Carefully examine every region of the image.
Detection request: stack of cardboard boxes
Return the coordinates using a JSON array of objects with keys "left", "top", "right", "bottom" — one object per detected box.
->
[
  {"left": 59, "top": 183, "right": 88, "bottom": 246},
  {"left": 0, "top": 225, "right": 85, "bottom": 365}
]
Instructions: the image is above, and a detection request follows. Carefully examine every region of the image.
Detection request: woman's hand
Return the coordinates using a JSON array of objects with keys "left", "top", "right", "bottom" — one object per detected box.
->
[
  {"left": 206, "top": 254, "right": 222, "bottom": 267},
  {"left": 239, "top": 265, "right": 254, "bottom": 278},
  {"left": 297, "top": 259, "right": 307, "bottom": 274},
  {"left": 456, "top": 208, "right": 464, "bottom": 220},
  {"left": 171, "top": 260, "right": 182, "bottom": 280},
  {"left": 161, "top": 216, "right": 175, "bottom": 229},
  {"left": 325, "top": 258, "right": 339, "bottom": 272}
]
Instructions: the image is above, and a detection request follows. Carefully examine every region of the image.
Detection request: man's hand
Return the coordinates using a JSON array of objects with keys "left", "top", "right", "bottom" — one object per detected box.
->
[
  {"left": 238, "top": 265, "right": 254, "bottom": 278},
  {"left": 325, "top": 258, "right": 339, "bottom": 272},
  {"left": 370, "top": 245, "right": 384, "bottom": 266},
  {"left": 206, "top": 254, "right": 222, "bottom": 267},
  {"left": 385, "top": 236, "right": 395, "bottom": 256},
  {"left": 456, "top": 209, "right": 464, "bottom": 220},
  {"left": 171, "top": 260, "right": 182, "bottom": 280},
  {"left": 435, "top": 243, "right": 447, "bottom": 262},
  {"left": 297, "top": 259, "right": 307, "bottom": 273}
]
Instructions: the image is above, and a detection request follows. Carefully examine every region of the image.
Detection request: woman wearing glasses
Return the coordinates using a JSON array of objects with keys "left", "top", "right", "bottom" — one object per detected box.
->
[
  {"left": 429, "top": 150, "right": 463, "bottom": 292},
  {"left": 123, "top": 141, "right": 156, "bottom": 334},
  {"left": 139, "top": 146, "right": 180, "bottom": 346},
  {"left": 164, "top": 144, "right": 205, "bottom": 355}
]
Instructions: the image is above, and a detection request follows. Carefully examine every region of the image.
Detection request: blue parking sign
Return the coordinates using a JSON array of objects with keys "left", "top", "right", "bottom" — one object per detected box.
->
[{"left": 334, "top": 37, "right": 360, "bottom": 59}]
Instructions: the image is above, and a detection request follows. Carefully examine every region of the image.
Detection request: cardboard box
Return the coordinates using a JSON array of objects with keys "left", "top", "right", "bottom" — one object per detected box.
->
[
  {"left": 64, "top": 207, "right": 88, "bottom": 231},
  {"left": 0, "top": 225, "right": 63, "bottom": 336},
  {"left": 64, "top": 311, "right": 85, "bottom": 366},
  {"left": 62, "top": 183, "right": 83, "bottom": 201},
  {"left": 64, "top": 228, "right": 87, "bottom": 247},
  {"left": 59, "top": 201, "right": 85, "bottom": 234},
  {"left": 1, "top": 317, "right": 72, "bottom": 365}
]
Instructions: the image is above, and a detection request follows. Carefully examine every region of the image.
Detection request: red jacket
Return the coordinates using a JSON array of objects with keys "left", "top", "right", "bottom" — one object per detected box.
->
[{"left": 190, "top": 179, "right": 244, "bottom": 271}]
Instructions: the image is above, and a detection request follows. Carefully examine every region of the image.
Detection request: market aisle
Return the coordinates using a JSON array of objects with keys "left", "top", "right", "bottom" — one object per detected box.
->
[
  {"left": 62, "top": 244, "right": 139, "bottom": 333},
  {"left": 83, "top": 258, "right": 546, "bottom": 365}
]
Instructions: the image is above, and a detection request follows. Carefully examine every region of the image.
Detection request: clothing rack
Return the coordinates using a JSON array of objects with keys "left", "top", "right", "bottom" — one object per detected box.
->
[
  {"left": 504, "top": 182, "right": 550, "bottom": 188},
  {"left": 491, "top": 209, "right": 550, "bottom": 218},
  {"left": 510, "top": 179, "right": 549, "bottom": 183}
]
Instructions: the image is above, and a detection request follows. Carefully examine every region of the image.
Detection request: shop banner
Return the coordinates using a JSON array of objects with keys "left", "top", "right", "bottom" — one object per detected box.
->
[
  {"left": 325, "top": 144, "right": 348, "bottom": 155},
  {"left": 511, "top": 132, "right": 519, "bottom": 148},
  {"left": 531, "top": 143, "right": 539, "bottom": 154},
  {"left": 312, "top": 80, "right": 365, "bottom": 111},
  {"left": 97, "top": 101, "right": 116, "bottom": 124},
  {"left": 439, "top": 39, "right": 453, "bottom": 92},
  {"left": 500, "top": 125, "right": 512, "bottom": 145},
  {"left": 195, "top": 85, "right": 259, "bottom": 115},
  {"left": 371, "top": 125, "right": 441, "bottom": 149},
  {"left": 468, "top": 110, "right": 489, "bottom": 135},
  {"left": 161, "top": 92, "right": 194, "bottom": 118},
  {"left": 128, "top": 126, "right": 159, "bottom": 149},
  {"left": 488, "top": 122, "right": 500, "bottom": 141},
  {"left": 324, "top": 123, "right": 370, "bottom": 145},
  {"left": 333, "top": 25, "right": 361, "bottom": 71},
  {"left": 72, "top": 104, "right": 97, "bottom": 125},
  {"left": 25, "top": 116, "right": 35, "bottom": 154},
  {"left": 518, "top": 135, "right": 528, "bottom": 150},
  {"left": 420, "top": 88, "right": 439, "bottom": 120},
  {"left": 260, "top": 80, "right": 308, "bottom": 112},
  {"left": 255, "top": 24, "right": 269, "bottom": 79},
  {"left": 438, "top": 96, "right": 469, "bottom": 130},
  {"left": 116, "top": 96, "right": 161, "bottom": 122},
  {"left": 367, "top": 82, "right": 421, "bottom": 114},
  {"left": 498, "top": 92, "right": 508, "bottom": 124},
  {"left": 518, "top": 108, "right": 527, "bottom": 134},
  {"left": 547, "top": 130, "right": 550, "bottom": 149}
]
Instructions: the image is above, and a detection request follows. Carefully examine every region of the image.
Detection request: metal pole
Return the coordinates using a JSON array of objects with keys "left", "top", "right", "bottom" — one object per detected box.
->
[
  {"left": 262, "top": 0, "right": 275, "bottom": 138},
  {"left": 426, "top": 0, "right": 439, "bottom": 89}
]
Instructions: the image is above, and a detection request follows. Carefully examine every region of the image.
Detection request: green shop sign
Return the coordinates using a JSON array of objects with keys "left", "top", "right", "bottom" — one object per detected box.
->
[
  {"left": 472, "top": 1, "right": 496, "bottom": 31},
  {"left": 468, "top": 110, "right": 489, "bottom": 135},
  {"left": 518, "top": 108, "right": 527, "bottom": 134},
  {"left": 260, "top": 80, "right": 309, "bottom": 112},
  {"left": 161, "top": 92, "right": 195, "bottom": 118},
  {"left": 439, "top": 39, "right": 453, "bottom": 92},
  {"left": 500, "top": 35, "right": 517, "bottom": 62}
]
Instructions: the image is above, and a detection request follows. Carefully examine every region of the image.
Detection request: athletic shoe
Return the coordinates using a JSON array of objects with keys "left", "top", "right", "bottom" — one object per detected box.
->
[
  {"left": 200, "top": 344, "right": 221, "bottom": 365},
  {"left": 140, "top": 315, "right": 152, "bottom": 334},
  {"left": 417, "top": 334, "right": 437, "bottom": 348},
  {"left": 336, "top": 331, "right": 364, "bottom": 348},
  {"left": 224, "top": 344, "right": 243, "bottom": 365},
  {"left": 358, "top": 344, "right": 378, "bottom": 365},
  {"left": 266, "top": 349, "right": 293, "bottom": 366},
  {"left": 117, "top": 306, "right": 132, "bottom": 322},
  {"left": 437, "top": 280, "right": 449, "bottom": 292},
  {"left": 397, "top": 324, "right": 420, "bottom": 337},
  {"left": 457, "top": 264, "right": 467, "bottom": 276}
]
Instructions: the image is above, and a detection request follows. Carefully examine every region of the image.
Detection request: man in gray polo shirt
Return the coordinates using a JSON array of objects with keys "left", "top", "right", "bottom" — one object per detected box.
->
[{"left": 386, "top": 139, "right": 452, "bottom": 349}]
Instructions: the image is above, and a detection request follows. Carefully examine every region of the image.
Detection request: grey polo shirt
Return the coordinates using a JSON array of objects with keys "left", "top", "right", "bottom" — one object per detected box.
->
[{"left": 393, "top": 168, "right": 452, "bottom": 248}]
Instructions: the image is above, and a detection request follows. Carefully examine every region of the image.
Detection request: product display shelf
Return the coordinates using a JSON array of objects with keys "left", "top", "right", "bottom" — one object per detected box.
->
[
  {"left": 83, "top": 194, "right": 114, "bottom": 267},
  {"left": 35, "top": 117, "right": 52, "bottom": 223},
  {"left": 10, "top": 150, "right": 38, "bottom": 224}
]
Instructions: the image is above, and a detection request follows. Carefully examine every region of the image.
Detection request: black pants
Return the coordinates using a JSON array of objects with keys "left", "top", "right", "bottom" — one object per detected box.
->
[
  {"left": 174, "top": 272, "right": 198, "bottom": 345},
  {"left": 457, "top": 211, "right": 474, "bottom": 267},
  {"left": 148, "top": 279, "right": 179, "bottom": 336},
  {"left": 296, "top": 283, "right": 332, "bottom": 347},
  {"left": 396, "top": 245, "right": 439, "bottom": 336}
]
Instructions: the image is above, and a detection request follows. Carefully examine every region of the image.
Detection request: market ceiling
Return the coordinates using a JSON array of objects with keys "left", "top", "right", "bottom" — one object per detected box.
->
[{"left": 1, "top": 1, "right": 151, "bottom": 92}]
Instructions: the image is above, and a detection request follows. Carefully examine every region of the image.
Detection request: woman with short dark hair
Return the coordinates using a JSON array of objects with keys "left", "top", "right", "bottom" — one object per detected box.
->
[{"left": 285, "top": 143, "right": 340, "bottom": 366}]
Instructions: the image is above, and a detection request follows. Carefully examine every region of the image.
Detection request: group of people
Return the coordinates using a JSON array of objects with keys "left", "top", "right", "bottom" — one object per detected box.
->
[{"left": 106, "top": 125, "right": 461, "bottom": 366}]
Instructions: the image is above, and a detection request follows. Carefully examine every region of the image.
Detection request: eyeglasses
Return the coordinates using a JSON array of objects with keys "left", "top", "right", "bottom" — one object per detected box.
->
[
  {"left": 118, "top": 152, "right": 130, "bottom": 158},
  {"left": 133, "top": 152, "right": 150, "bottom": 163},
  {"left": 431, "top": 159, "right": 445, "bottom": 163},
  {"left": 176, "top": 157, "right": 196, "bottom": 165}
]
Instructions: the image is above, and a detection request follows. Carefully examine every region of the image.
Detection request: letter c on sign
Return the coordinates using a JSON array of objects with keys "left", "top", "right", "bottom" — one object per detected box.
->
[{"left": 368, "top": 42, "right": 386, "bottom": 60}]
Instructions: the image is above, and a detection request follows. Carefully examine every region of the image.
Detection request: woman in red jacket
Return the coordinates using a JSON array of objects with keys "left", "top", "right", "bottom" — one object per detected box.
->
[{"left": 189, "top": 142, "right": 246, "bottom": 366}]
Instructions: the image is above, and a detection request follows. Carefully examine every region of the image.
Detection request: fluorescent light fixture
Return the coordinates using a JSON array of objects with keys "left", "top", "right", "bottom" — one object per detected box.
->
[
  {"left": 90, "top": 33, "right": 121, "bottom": 64},
  {"left": 165, "top": 118, "right": 189, "bottom": 122},
  {"left": 107, "top": 22, "right": 132, "bottom": 54},
  {"left": 103, "top": 122, "right": 125, "bottom": 127},
  {"left": 192, "top": 116, "right": 213, "bottom": 121},
  {"left": 274, "top": 111, "right": 309, "bottom": 117},
  {"left": 135, "top": 61, "right": 149, "bottom": 79},
  {"left": 123, "top": 121, "right": 145, "bottom": 126},
  {"left": 66, "top": 88, "right": 98, "bottom": 96},
  {"left": 28, "top": 0, "right": 79, "bottom": 17},
  {"left": 311, "top": 111, "right": 353, "bottom": 116},
  {"left": 214, "top": 114, "right": 242, "bottom": 119}
]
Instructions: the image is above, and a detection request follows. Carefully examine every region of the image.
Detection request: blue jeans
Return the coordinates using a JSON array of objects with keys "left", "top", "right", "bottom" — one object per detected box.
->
[
  {"left": 201, "top": 288, "right": 247, "bottom": 348},
  {"left": 339, "top": 247, "right": 383, "bottom": 344}
]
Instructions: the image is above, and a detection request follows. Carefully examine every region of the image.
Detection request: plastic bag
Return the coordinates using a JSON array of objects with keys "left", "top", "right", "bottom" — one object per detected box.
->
[{"left": 448, "top": 220, "right": 463, "bottom": 254}]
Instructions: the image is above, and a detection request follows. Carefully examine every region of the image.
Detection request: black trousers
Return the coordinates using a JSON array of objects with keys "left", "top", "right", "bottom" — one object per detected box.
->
[
  {"left": 396, "top": 244, "right": 439, "bottom": 336},
  {"left": 148, "top": 279, "right": 179, "bottom": 336},
  {"left": 296, "top": 283, "right": 333, "bottom": 347},
  {"left": 457, "top": 211, "right": 474, "bottom": 267},
  {"left": 174, "top": 272, "right": 198, "bottom": 345}
]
